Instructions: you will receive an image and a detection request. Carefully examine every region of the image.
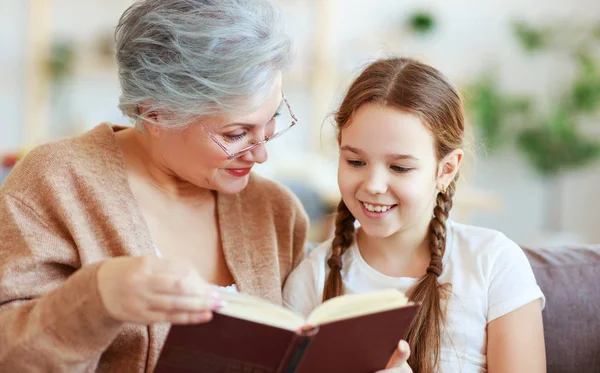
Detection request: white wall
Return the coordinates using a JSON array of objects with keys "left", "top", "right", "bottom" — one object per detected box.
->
[
  {"left": 278, "top": 0, "right": 600, "bottom": 245},
  {"left": 0, "top": 0, "right": 27, "bottom": 151},
  {"left": 1, "top": 0, "right": 599, "bottom": 244}
]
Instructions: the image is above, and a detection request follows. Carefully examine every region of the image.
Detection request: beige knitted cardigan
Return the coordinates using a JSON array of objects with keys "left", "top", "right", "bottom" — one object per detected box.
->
[{"left": 0, "top": 124, "right": 308, "bottom": 372}]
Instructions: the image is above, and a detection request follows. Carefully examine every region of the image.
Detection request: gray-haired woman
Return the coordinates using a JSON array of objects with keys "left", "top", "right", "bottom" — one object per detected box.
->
[
  {"left": 0, "top": 0, "right": 305, "bottom": 371},
  {"left": 0, "top": 1, "right": 413, "bottom": 372}
]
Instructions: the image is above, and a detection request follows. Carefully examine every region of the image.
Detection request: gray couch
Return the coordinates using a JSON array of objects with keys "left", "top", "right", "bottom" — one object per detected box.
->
[{"left": 524, "top": 245, "right": 600, "bottom": 373}]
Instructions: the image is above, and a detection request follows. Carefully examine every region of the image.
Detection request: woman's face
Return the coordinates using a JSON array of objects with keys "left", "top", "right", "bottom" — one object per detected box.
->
[{"left": 146, "top": 74, "right": 285, "bottom": 194}]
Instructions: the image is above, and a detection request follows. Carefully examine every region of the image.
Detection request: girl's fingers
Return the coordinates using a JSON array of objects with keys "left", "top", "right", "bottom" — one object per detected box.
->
[{"left": 384, "top": 340, "right": 411, "bottom": 369}]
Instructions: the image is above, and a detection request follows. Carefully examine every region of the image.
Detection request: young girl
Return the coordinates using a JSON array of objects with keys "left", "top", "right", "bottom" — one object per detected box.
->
[{"left": 283, "top": 58, "right": 546, "bottom": 373}]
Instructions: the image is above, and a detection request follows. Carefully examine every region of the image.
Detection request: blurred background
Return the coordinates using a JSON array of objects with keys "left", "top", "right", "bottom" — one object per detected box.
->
[{"left": 2, "top": 0, "right": 600, "bottom": 246}]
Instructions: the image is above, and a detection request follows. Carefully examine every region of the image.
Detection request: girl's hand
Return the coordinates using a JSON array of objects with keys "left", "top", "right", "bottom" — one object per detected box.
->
[
  {"left": 97, "top": 255, "right": 224, "bottom": 324},
  {"left": 376, "top": 340, "right": 413, "bottom": 373}
]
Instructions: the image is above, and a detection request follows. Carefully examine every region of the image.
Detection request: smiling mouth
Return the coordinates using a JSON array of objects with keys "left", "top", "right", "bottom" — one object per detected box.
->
[
  {"left": 361, "top": 201, "right": 398, "bottom": 213},
  {"left": 224, "top": 167, "right": 252, "bottom": 177}
]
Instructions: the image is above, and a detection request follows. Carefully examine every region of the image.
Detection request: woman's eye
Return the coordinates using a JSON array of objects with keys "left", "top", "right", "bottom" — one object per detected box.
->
[
  {"left": 223, "top": 132, "right": 247, "bottom": 142},
  {"left": 347, "top": 159, "right": 365, "bottom": 167},
  {"left": 391, "top": 165, "right": 412, "bottom": 173}
]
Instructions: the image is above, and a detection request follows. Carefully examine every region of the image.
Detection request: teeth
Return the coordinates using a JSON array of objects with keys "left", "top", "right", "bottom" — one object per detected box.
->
[{"left": 362, "top": 202, "right": 394, "bottom": 212}]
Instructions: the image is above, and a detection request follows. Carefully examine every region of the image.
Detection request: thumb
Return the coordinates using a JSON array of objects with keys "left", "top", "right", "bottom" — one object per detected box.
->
[{"left": 385, "top": 340, "right": 411, "bottom": 369}]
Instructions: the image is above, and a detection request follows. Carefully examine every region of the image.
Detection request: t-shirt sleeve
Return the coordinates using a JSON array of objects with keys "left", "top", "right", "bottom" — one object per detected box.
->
[
  {"left": 283, "top": 245, "right": 326, "bottom": 318},
  {"left": 487, "top": 237, "right": 545, "bottom": 322}
]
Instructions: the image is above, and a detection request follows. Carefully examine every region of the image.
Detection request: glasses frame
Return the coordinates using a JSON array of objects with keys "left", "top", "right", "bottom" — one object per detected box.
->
[{"left": 202, "top": 93, "right": 298, "bottom": 160}]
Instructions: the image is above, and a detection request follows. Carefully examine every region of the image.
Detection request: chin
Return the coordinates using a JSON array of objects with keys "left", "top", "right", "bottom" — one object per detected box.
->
[
  {"left": 212, "top": 177, "right": 250, "bottom": 194},
  {"left": 358, "top": 221, "right": 402, "bottom": 239}
]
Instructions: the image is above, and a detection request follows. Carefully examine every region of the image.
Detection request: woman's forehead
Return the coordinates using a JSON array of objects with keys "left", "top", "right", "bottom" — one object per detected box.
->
[{"left": 209, "top": 93, "right": 284, "bottom": 130}]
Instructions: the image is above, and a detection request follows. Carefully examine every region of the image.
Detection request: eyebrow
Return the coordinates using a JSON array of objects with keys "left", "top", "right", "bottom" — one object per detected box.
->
[
  {"left": 221, "top": 99, "right": 284, "bottom": 129},
  {"left": 340, "top": 145, "right": 420, "bottom": 161}
]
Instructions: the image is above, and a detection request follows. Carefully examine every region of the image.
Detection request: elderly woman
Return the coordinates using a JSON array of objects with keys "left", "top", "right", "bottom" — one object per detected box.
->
[
  {"left": 0, "top": 0, "right": 306, "bottom": 371},
  {"left": 0, "top": 1, "right": 412, "bottom": 372}
]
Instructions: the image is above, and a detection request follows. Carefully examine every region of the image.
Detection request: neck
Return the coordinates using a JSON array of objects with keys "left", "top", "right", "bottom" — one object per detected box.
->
[
  {"left": 120, "top": 128, "right": 214, "bottom": 204},
  {"left": 357, "top": 214, "right": 434, "bottom": 277}
]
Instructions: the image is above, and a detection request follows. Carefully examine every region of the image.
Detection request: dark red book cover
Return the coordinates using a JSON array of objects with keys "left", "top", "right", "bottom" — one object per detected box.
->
[{"left": 155, "top": 303, "right": 419, "bottom": 373}]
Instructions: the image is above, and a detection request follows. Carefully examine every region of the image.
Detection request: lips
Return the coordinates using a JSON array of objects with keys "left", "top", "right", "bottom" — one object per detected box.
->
[
  {"left": 225, "top": 167, "right": 252, "bottom": 177},
  {"left": 359, "top": 201, "right": 398, "bottom": 219}
]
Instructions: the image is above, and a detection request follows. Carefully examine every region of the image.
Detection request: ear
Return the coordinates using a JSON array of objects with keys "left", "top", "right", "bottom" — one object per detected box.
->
[
  {"left": 138, "top": 104, "right": 163, "bottom": 138},
  {"left": 144, "top": 122, "right": 163, "bottom": 138},
  {"left": 436, "top": 149, "right": 463, "bottom": 190}
]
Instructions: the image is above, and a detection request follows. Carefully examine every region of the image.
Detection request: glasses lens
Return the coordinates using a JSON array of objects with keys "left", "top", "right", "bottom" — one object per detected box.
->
[
  {"left": 272, "top": 101, "right": 294, "bottom": 137},
  {"left": 215, "top": 99, "right": 296, "bottom": 158}
]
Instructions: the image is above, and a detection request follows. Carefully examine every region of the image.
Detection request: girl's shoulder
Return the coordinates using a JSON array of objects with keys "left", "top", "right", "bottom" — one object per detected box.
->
[
  {"left": 307, "top": 238, "right": 334, "bottom": 260},
  {"left": 447, "top": 221, "right": 530, "bottom": 276},
  {"left": 448, "top": 220, "right": 521, "bottom": 255}
]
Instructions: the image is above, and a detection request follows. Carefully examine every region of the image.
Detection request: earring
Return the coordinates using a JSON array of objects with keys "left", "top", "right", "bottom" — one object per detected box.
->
[{"left": 437, "top": 183, "right": 447, "bottom": 194}]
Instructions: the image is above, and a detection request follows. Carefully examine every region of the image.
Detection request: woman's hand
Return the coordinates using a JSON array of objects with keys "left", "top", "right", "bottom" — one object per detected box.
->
[
  {"left": 97, "top": 255, "right": 224, "bottom": 325},
  {"left": 376, "top": 340, "right": 413, "bottom": 373}
]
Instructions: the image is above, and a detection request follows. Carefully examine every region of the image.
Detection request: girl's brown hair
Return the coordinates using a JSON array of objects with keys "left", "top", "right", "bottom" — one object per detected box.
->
[{"left": 323, "top": 57, "right": 464, "bottom": 373}]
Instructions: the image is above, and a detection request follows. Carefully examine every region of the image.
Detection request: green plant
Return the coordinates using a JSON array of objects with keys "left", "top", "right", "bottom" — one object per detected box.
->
[
  {"left": 465, "top": 75, "right": 531, "bottom": 152},
  {"left": 46, "top": 41, "right": 75, "bottom": 82},
  {"left": 407, "top": 11, "right": 436, "bottom": 35},
  {"left": 570, "top": 52, "right": 600, "bottom": 113},
  {"left": 516, "top": 108, "right": 600, "bottom": 175},
  {"left": 467, "top": 20, "right": 600, "bottom": 177},
  {"left": 512, "top": 21, "right": 549, "bottom": 52}
]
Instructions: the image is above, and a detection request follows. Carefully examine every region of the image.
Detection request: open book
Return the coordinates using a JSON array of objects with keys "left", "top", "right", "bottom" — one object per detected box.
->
[{"left": 155, "top": 289, "right": 419, "bottom": 373}]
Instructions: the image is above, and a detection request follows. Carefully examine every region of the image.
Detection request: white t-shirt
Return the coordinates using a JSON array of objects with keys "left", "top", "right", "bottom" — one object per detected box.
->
[{"left": 283, "top": 221, "right": 545, "bottom": 373}]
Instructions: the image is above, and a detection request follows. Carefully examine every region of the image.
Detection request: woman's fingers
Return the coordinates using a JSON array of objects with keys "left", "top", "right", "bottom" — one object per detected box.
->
[
  {"left": 147, "top": 265, "right": 215, "bottom": 298},
  {"left": 148, "top": 293, "right": 225, "bottom": 313},
  {"left": 144, "top": 309, "right": 214, "bottom": 325},
  {"left": 147, "top": 274, "right": 203, "bottom": 295},
  {"left": 170, "top": 310, "right": 214, "bottom": 325},
  {"left": 97, "top": 255, "right": 221, "bottom": 325}
]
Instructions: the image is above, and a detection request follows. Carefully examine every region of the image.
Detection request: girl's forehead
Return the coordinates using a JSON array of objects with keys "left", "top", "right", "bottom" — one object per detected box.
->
[{"left": 342, "top": 104, "right": 435, "bottom": 151}]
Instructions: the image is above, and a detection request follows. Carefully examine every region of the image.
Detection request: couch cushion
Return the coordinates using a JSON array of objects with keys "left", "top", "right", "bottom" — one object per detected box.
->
[{"left": 523, "top": 245, "right": 600, "bottom": 373}]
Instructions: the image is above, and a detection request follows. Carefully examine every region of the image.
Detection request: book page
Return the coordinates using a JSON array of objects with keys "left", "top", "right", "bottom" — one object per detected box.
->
[
  {"left": 307, "top": 289, "right": 409, "bottom": 326},
  {"left": 215, "top": 289, "right": 306, "bottom": 331}
]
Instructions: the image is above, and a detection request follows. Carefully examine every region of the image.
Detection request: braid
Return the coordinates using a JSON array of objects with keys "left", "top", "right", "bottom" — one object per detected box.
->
[
  {"left": 322, "top": 200, "right": 355, "bottom": 301},
  {"left": 405, "top": 174, "right": 458, "bottom": 373},
  {"left": 427, "top": 175, "right": 457, "bottom": 276}
]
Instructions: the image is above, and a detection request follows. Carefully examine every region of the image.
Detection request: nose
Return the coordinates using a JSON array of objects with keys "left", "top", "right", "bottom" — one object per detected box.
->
[
  {"left": 363, "top": 167, "right": 388, "bottom": 195},
  {"left": 240, "top": 143, "right": 269, "bottom": 164}
]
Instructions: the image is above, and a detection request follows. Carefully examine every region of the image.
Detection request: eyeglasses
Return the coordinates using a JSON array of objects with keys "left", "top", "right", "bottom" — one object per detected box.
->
[{"left": 202, "top": 93, "right": 298, "bottom": 160}]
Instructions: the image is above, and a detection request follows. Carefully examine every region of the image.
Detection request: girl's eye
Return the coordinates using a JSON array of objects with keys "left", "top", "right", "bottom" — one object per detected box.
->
[
  {"left": 391, "top": 165, "right": 412, "bottom": 173},
  {"left": 223, "top": 132, "right": 247, "bottom": 142},
  {"left": 347, "top": 159, "right": 365, "bottom": 167}
]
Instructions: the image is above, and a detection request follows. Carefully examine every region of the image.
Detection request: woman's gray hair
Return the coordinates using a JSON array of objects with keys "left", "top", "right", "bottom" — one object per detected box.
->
[{"left": 115, "top": 0, "right": 294, "bottom": 130}]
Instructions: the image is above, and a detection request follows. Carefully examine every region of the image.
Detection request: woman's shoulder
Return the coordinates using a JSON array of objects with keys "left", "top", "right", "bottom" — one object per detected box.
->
[{"left": 1, "top": 123, "right": 122, "bottom": 200}]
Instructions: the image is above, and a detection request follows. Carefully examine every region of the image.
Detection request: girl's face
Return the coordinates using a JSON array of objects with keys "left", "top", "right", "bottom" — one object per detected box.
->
[{"left": 338, "top": 103, "right": 461, "bottom": 238}]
